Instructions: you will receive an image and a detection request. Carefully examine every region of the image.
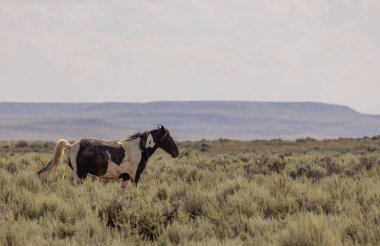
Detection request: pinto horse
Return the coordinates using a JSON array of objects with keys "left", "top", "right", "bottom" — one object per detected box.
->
[{"left": 38, "top": 125, "right": 179, "bottom": 189}]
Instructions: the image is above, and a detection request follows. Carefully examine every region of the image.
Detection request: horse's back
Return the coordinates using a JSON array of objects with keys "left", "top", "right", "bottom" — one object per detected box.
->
[
  {"left": 75, "top": 139, "right": 126, "bottom": 176},
  {"left": 79, "top": 139, "right": 125, "bottom": 163}
]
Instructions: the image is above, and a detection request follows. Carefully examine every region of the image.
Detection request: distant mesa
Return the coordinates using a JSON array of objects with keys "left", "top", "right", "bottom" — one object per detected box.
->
[{"left": 0, "top": 101, "right": 379, "bottom": 140}]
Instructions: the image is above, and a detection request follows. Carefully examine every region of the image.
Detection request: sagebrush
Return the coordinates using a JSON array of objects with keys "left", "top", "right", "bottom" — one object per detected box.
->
[{"left": 0, "top": 138, "right": 380, "bottom": 245}]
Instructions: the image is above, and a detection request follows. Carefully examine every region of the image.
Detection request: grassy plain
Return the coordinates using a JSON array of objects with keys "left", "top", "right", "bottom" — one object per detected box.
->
[{"left": 0, "top": 137, "right": 380, "bottom": 245}]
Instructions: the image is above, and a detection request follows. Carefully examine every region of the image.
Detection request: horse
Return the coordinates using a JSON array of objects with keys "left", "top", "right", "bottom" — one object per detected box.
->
[{"left": 37, "top": 125, "right": 179, "bottom": 189}]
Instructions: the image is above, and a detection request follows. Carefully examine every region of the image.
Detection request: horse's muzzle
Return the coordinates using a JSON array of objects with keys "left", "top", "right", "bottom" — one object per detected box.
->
[{"left": 171, "top": 150, "right": 179, "bottom": 158}]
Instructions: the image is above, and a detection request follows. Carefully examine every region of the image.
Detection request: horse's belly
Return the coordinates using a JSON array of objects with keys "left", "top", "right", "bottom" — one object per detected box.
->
[
  {"left": 97, "top": 156, "right": 138, "bottom": 180},
  {"left": 98, "top": 162, "right": 123, "bottom": 179}
]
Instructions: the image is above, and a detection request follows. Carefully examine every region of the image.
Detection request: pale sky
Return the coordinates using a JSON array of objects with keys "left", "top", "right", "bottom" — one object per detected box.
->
[{"left": 0, "top": 0, "right": 379, "bottom": 114}]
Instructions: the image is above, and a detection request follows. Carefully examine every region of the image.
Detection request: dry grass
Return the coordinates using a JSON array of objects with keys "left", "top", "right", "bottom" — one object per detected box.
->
[{"left": 0, "top": 138, "right": 380, "bottom": 245}]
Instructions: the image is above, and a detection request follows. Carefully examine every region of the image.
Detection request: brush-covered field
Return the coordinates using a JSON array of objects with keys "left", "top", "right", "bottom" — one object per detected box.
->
[{"left": 1, "top": 138, "right": 380, "bottom": 245}]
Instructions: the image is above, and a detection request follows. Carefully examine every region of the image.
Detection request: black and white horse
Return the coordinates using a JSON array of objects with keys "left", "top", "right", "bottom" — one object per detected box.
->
[{"left": 38, "top": 125, "right": 179, "bottom": 189}]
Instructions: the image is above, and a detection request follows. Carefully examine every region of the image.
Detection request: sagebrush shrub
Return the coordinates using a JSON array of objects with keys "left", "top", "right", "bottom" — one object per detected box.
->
[{"left": 0, "top": 139, "right": 380, "bottom": 245}]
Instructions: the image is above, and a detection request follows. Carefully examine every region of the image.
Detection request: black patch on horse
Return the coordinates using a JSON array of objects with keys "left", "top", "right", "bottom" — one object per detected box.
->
[
  {"left": 76, "top": 139, "right": 125, "bottom": 179},
  {"left": 119, "top": 173, "right": 131, "bottom": 181},
  {"left": 135, "top": 151, "right": 148, "bottom": 184}
]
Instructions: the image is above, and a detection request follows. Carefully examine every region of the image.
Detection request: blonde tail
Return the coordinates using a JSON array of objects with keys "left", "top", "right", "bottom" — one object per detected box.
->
[{"left": 38, "top": 139, "right": 72, "bottom": 176}]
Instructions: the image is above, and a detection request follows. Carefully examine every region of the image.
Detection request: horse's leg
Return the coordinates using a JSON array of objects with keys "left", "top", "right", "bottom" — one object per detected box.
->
[
  {"left": 68, "top": 141, "right": 84, "bottom": 185},
  {"left": 121, "top": 180, "right": 128, "bottom": 189},
  {"left": 134, "top": 159, "right": 147, "bottom": 186},
  {"left": 76, "top": 163, "right": 89, "bottom": 184},
  {"left": 134, "top": 173, "right": 142, "bottom": 185},
  {"left": 119, "top": 173, "right": 130, "bottom": 190}
]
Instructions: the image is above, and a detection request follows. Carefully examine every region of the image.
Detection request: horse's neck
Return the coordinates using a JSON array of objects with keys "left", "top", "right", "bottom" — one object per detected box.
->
[
  {"left": 141, "top": 130, "right": 160, "bottom": 157},
  {"left": 120, "top": 138, "right": 140, "bottom": 150},
  {"left": 146, "top": 145, "right": 159, "bottom": 158},
  {"left": 121, "top": 134, "right": 161, "bottom": 159}
]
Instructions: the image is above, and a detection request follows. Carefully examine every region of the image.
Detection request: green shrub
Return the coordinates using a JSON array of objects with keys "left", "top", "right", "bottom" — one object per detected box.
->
[
  {"left": 0, "top": 139, "right": 380, "bottom": 245},
  {"left": 280, "top": 214, "right": 342, "bottom": 246}
]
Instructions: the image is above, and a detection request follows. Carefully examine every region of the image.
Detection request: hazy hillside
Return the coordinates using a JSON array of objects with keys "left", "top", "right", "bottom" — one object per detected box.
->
[{"left": 0, "top": 101, "right": 379, "bottom": 140}]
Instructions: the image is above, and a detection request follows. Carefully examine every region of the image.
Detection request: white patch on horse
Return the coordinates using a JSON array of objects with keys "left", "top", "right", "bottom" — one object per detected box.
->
[
  {"left": 98, "top": 151, "right": 123, "bottom": 179},
  {"left": 68, "top": 140, "right": 81, "bottom": 184},
  {"left": 146, "top": 133, "right": 155, "bottom": 148},
  {"left": 98, "top": 139, "right": 142, "bottom": 181},
  {"left": 122, "top": 138, "right": 143, "bottom": 181}
]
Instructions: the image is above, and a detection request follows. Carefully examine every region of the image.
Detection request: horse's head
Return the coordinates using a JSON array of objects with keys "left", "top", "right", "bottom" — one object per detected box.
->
[{"left": 145, "top": 125, "right": 179, "bottom": 158}]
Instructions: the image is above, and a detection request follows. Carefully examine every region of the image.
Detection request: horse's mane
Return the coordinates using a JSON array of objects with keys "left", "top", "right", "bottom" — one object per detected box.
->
[
  {"left": 126, "top": 132, "right": 144, "bottom": 140},
  {"left": 125, "top": 125, "right": 164, "bottom": 141}
]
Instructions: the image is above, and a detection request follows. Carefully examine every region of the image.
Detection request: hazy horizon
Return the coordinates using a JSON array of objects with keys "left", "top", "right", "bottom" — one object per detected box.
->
[
  {"left": 1, "top": 1, "right": 379, "bottom": 114},
  {"left": 0, "top": 100, "right": 377, "bottom": 116},
  {"left": 1, "top": 101, "right": 379, "bottom": 141}
]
